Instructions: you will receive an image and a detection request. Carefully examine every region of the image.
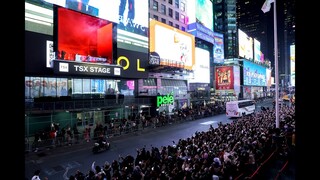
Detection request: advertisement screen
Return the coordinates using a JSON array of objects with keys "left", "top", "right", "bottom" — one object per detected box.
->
[
  {"left": 238, "top": 29, "right": 253, "bottom": 60},
  {"left": 215, "top": 66, "right": 234, "bottom": 90},
  {"left": 55, "top": 7, "right": 113, "bottom": 63},
  {"left": 253, "top": 38, "right": 261, "bottom": 63},
  {"left": 116, "top": 48, "right": 149, "bottom": 78},
  {"left": 233, "top": 66, "right": 240, "bottom": 95},
  {"left": 189, "top": 48, "right": 210, "bottom": 83},
  {"left": 266, "top": 68, "right": 272, "bottom": 87},
  {"left": 243, "top": 60, "right": 267, "bottom": 86},
  {"left": 187, "top": 0, "right": 213, "bottom": 31},
  {"left": 25, "top": 77, "right": 68, "bottom": 98},
  {"left": 150, "top": 20, "right": 195, "bottom": 70},
  {"left": 213, "top": 32, "right": 224, "bottom": 64},
  {"left": 290, "top": 45, "right": 295, "bottom": 86}
]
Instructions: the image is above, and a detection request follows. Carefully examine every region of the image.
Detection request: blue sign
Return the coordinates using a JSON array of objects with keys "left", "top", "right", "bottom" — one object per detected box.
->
[{"left": 243, "top": 60, "right": 266, "bottom": 86}]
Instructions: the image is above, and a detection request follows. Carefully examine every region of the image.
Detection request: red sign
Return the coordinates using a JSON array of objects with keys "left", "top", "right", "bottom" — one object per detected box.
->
[{"left": 215, "top": 66, "right": 234, "bottom": 90}]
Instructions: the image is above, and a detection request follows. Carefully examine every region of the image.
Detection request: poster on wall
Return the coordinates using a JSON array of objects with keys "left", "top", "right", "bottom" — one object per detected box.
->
[
  {"left": 150, "top": 19, "right": 195, "bottom": 70},
  {"left": 215, "top": 66, "right": 234, "bottom": 90}
]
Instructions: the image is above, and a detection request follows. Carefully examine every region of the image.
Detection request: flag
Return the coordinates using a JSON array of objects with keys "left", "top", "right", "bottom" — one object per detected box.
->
[{"left": 261, "top": 0, "right": 274, "bottom": 13}]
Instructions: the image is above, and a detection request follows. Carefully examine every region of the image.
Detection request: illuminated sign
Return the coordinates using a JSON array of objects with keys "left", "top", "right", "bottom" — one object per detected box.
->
[
  {"left": 157, "top": 93, "right": 174, "bottom": 107},
  {"left": 53, "top": 60, "right": 122, "bottom": 77}
]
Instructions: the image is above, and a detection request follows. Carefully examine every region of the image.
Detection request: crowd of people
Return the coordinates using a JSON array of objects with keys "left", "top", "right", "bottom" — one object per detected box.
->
[{"left": 31, "top": 102, "right": 295, "bottom": 180}]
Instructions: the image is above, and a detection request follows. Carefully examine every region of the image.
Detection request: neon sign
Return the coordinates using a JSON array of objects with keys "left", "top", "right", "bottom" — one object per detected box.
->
[{"left": 157, "top": 93, "right": 174, "bottom": 107}]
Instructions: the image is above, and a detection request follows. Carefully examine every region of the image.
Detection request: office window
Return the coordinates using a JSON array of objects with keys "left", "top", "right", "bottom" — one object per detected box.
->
[
  {"left": 168, "top": 8, "right": 173, "bottom": 17},
  {"left": 161, "top": 4, "right": 166, "bottom": 15},
  {"left": 180, "top": 2, "right": 185, "bottom": 11},
  {"left": 175, "top": 24, "right": 179, "bottom": 29},
  {"left": 180, "top": 14, "right": 185, "bottom": 23},
  {"left": 161, "top": 18, "right": 166, "bottom": 23},
  {"left": 169, "top": 0, "right": 172, "bottom": 4},
  {"left": 175, "top": 11, "right": 179, "bottom": 20},
  {"left": 153, "top": 15, "right": 158, "bottom": 20},
  {"left": 175, "top": 0, "right": 179, "bottom": 8},
  {"left": 181, "top": 26, "right": 185, "bottom": 31},
  {"left": 169, "top": 21, "right": 173, "bottom": 26},
  {"left": 153, "top": 0, "right": 158, "bottom": 11}
]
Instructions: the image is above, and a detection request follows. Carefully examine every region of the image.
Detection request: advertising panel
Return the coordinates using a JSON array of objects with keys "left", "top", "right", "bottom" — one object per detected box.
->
[
  {"left": 266, "top": 68, "right": 272, "bottom": 87},
  {"left": 187, "top": 23, "right": 214, "bottom": 44},
  {"left": 189, "top": 48, "right": 210, "bottom": 83},
  {"left": 187, "top": 0, "right": 213, "bottom": 31},
  {"left": 253, "top": 38, "right": 261, "bottom": 63},
  {"left": 243, "top": 60, "right": 267, "bottom": 86},
  {"left": 150, "top": 20, "right": 195, "bottom": 70},
  {"left": 233, "top": 66, "right": 241, "bottom": 96},
  {"left": 238, "top": 29, "right": 253, "bottom": 60},
  {"left": 290, "top": 45, "right": 295, "bottom": 86},
  {"left": 55, "top": 7, "right": 113, "bottom": 63},
  {"left": 116, "top": 48, "right": 149, "bottom": 78},
  {"left": 213, "top": 32, "right": 225, "bottom": 64},
  {"left": 53, "top": 60, "right": 123, "bottom": 77},
  {"left": 215, "top": 66, "right": 234, "bottom": 90}
]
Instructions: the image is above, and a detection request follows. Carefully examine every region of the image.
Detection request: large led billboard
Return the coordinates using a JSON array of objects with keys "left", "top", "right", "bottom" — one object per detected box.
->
[
  {"left": 215, "top": 66, "right": 234, "bottom": 90},
  {"left": 213, "top": 32, "right": 225, "bottom": 64},
  {"left": 290, "top": 45, "right": 295, "bottom": 86},
  {"left": 187, "top": 0, "right": 213, "bottom": 31},
  {"left": 238, "top": 29, "right": 253, "bottom": 60},
  {"left": 243, "top": 60, "right": 267, "bottom": 86},
  {"left": 189, "top": 48, "right": 210, "bottom": 83},
  {"left": 266, "top": 68, "right": 272, "bottom": 87},
  {"left": 233, "top": 66, "right": 240, "bottom": 95},
  {"left": 150, "top": 20, "right": 195, "bottom": 70},
  {"left": 44, "top": 0, "right": 149, "bottom": 51},
  {"left": 55, "top": 6, "right": 113, "bottom": 63},
  {"left": 253, "top": 38, "right": 261, "bottom": 63}
]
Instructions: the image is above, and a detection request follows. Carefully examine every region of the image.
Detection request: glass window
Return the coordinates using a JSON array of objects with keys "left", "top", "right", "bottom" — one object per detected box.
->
[
  {"left": 169, "top": 21, "right": 173, "bottom": 26},
  {"left": 175, "top": 11, "right": 179, "bottom": 20},
  {"left": 180, "top": 14, "right": 185, "bottom": 23},
  {"left": 154, "top": 15, "right": 158, "bottom": 20},
  {"left": 181, "top": 26, "right": 185, "bottom": 31},
  {"left": 161, "top": 18, "right": 166, "bottom": 23},
  {"left": 180, "top": 2, "right": 185, "bottom": 11},
  {"left": 168, "top": 8, "right": 173, "bottom": 17},
  {"left": 175, "top": 24, "right": 179, "bottom": 29},
  {"left": 161, "top": 4, "right": 166, "bottom": 15},
  {"left": 169, "top": 0, "right": 172, "bottom": 4},
  {"left": 175, "top": 0, "right": 179, "bottom": 8},
  {"left": 153, "top": 0, "right": 158, "bottom": 11}
]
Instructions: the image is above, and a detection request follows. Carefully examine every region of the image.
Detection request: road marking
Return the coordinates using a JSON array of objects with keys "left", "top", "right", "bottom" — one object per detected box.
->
[{"left": 200, "top": 121, "right": 217, "bottom": 125}]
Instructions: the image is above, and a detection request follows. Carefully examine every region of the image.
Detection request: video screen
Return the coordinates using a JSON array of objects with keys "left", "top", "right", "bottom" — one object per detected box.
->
[{"left": 55, "top": 6, "right": 113, "bottom": 63}]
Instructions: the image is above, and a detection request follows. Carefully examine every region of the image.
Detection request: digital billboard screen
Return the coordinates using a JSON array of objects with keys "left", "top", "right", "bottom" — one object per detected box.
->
[
  {"left": 243, "top": 60, "right": 267, "bottom": 86},
  {"left": 187, "top": 0, "right": 213, "bottom": 31},
  {"left": 253, "top": 38, "right": 261, "bottom": 63},
  {"left": 55, "top": 6, "right": 113, "bottom": 63},
  {"left": 290, "top": 45, "right": 295, "bottom": 86},
  {"left": 150, "top": 20, "right": 195, "bottom": 70},
  {"left": 215, "top": 66, "right": 234, "bottom": 90},
  {"left": 189, "top": 48, "right": 210, "bottom": 83},
  {"left": 238, "top": 29, "right": 253, "bottom": 60},
  {"left": 213, "top": 32, "right": 224, "bottom": 64}
]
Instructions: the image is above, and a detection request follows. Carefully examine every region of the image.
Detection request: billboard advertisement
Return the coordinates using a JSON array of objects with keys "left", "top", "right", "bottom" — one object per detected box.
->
[
  {"left": 215, "top": 66, "right": 234, "bottom": 90},
  {"left": 243, "top": 60, "right": 267, "bottom": 86},
  {"left": 45, "top": 0, "right": 149, "bottom": 52},
  {"left": 238, "top": 29, "right": 253, "bottom": 60},
  {"left": 187, "top": 23, "right": 214, "bottom": 44},
  {"left": 186, "top": 0, "right": 213, "bottom": 31},
  {"left": 116, "top": 48, "right": 149, "bottom": 78},
  {"left": 55, "top": 7, "right": 113, "bottom": 63},
  {"left": 233, "top": 66, "right": 241, "bottom": 96},
  {"left": 266, "top": 68, "right": 272, "bottom": 87},
  {"left": 150, "top": 20, "right": 195, "bottom": 70},
  {"left": 25, "top": 77, "right": 68, "bottom": 98},
  {"left": 290, "top": 44, "right": 295, "bottom": 86},
  {"left": 189, "top": 48, "right": 210, "bottom": 83},
  {"left": 213, "top": 32, "right": 225, "bottom": 64},
  {"left": 253, "top": 38, "right": 261, "bottom": 63}
]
